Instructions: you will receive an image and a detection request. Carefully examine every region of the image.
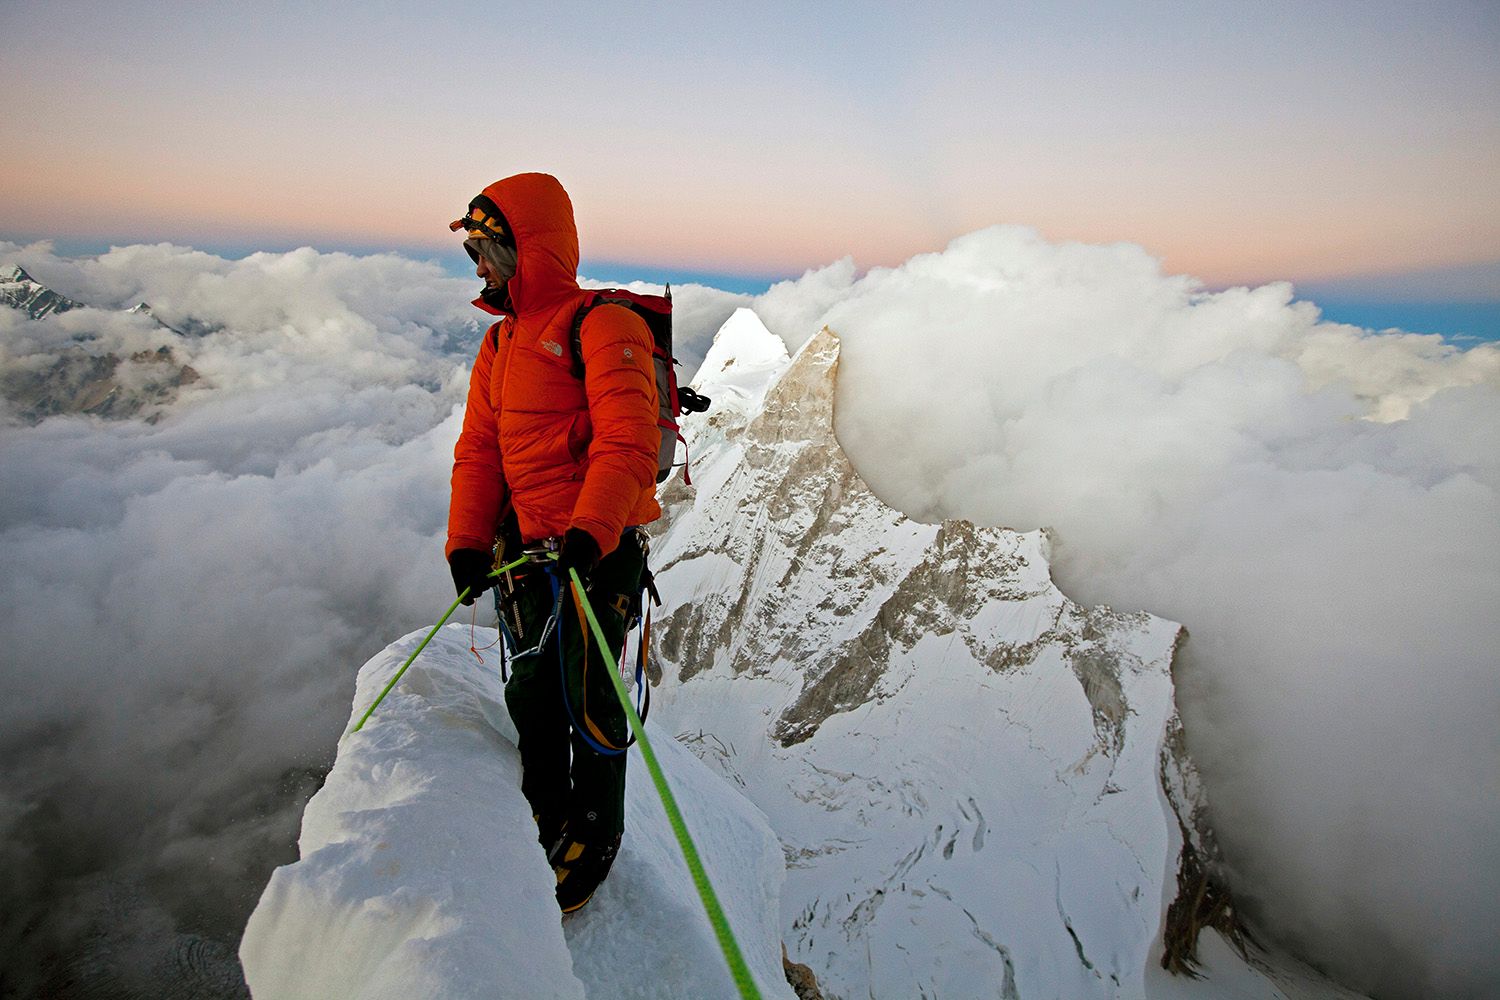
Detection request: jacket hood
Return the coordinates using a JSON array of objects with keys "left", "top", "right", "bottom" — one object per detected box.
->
[{"left": 473, "top": 173, "right": 580, "bottom": 316}]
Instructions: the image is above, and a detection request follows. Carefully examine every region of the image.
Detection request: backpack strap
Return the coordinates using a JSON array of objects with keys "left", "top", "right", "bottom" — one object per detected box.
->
[
  {"left": 656, "top": 349, "right": 693, "bottom": 485},
  {"left": 568, "top": 291, "right": 605, "bottom": 380},
  {"left": 568, "top": 292, "right": 661, "bottom": 379}
]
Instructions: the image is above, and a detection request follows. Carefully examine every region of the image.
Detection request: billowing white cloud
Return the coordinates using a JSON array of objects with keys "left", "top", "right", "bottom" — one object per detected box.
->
[
  {"left": 0, "top": 242, "right": 487, "bottom": 993},
  {"left": 750, "top": 225, "right": 1500, "bottom": 999}
]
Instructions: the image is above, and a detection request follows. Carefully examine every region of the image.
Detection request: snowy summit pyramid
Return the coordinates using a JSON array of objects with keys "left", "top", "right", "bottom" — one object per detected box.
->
[
  {"left": 1, "top": 262, "right": 82, "bottom": 319},
  {"left": 648, "top": 309, "right": 1362, "bottom": 999}
]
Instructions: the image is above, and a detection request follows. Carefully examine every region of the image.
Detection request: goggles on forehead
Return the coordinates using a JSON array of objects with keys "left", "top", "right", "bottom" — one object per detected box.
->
[
  {"left": 448, "top": 201, "right": 513, "bottom": 246},
  {"left": 450, "top": 214, "right": 504, "bottom": 241}
]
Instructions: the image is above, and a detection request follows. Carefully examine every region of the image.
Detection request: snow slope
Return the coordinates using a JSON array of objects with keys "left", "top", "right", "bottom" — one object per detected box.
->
[{"left": 239, "top": 623, "right": 795, "bottom": 1000}]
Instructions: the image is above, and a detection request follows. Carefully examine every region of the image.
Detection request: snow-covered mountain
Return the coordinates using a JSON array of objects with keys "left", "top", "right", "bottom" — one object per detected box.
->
[
  {"left": 1, "top": 263, "right": 84, "bottom": 319},
  {"left": 650, "top": 309, "right": 1364, "bottom": 999},
  {"left": 0, "top": 263, "right": 199, "bottom": 422},
  {"left": 241, "top": 307, "right": 1368, "bottom": 999}
]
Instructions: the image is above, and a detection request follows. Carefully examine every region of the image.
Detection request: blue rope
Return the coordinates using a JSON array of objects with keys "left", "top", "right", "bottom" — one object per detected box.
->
[{"left": 549, "top": 571, "right": 645, "bottom": 757}]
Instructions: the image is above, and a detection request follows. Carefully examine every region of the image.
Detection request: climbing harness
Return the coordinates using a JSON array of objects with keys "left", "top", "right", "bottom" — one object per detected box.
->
[
  {"left": 482, "top": 533, "right": 654, "bottom": 745},
  {"left": 546, "top": 569, "right": 650, "bottom": 755}
]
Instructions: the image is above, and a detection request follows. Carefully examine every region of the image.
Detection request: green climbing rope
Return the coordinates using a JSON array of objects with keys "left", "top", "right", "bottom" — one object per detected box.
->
[
  {"left": 569, "top": 567, "right": 764, "bottom": 1000},
  {"left": 347, "top": 555, "right": 531, "bottom": 737}
]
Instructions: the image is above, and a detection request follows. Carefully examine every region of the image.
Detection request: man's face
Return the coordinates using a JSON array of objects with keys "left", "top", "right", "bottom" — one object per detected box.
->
[
  {"left": 475, "top": 250, "right": 504, "bottom": 289},
  {"left": 467, "top": 237, "right": 518, "bottom": 291}
]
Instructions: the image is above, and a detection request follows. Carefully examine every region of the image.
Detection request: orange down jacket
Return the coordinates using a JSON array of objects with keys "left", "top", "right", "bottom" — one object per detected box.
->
[{"left": 446, "top": 173, "right": 660, "bottom": 560}]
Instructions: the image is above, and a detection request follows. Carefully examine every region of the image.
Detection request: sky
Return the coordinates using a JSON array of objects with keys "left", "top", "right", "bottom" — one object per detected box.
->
[{"left": 2, "top": 1, "right": 1498, "bottom": 337}]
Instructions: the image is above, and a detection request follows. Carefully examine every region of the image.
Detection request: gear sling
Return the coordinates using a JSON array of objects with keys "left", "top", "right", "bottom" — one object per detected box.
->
[{"left": 492, "top": 526, "right": 657, "bottom": 755}]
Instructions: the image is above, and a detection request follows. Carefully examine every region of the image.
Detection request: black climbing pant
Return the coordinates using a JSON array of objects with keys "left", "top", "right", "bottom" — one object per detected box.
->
[{"left": 501, "top": 529, "right": 645, "bottom": 841}]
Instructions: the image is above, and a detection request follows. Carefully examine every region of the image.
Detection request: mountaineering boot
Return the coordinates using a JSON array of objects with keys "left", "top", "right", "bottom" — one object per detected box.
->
[{"left": 548, "top": 826, "right": 623, "bottom": 914}]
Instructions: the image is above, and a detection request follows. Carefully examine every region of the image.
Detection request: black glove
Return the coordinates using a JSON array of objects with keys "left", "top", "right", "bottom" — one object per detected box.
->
[
  {"left": 554, "top": 528, "right": 600, "bottom": 588},
  {"left": 448, "top": 548, "right": 494, "bottom": 605}
]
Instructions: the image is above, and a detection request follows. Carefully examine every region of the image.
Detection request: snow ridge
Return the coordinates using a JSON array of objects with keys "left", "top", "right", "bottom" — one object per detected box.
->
[{"left": 239, "top": 624, "right": 795, "bottom": 1000}]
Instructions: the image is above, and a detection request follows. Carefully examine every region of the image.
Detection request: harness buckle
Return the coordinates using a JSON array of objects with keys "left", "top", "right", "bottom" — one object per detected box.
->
[{"left": 522, "top": 536, "right": 562, "bottom": 560}]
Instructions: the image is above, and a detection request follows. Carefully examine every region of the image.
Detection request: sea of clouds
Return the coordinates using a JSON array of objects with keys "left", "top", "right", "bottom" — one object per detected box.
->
[{"left": 2, "top": 232, "right": 1496, "bottom": 998}]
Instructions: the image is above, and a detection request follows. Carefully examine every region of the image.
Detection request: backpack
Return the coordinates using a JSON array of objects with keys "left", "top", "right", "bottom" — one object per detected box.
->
[{"left": 568, "top": 286, "right": 710, "bottom": 484}]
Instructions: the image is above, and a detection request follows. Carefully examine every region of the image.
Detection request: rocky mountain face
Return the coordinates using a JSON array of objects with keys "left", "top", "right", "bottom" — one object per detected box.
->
[
  {"left": 0, "top": 264, "right": 199, "bottom": 423},
  {"left": 647, "top": 309, "right": 1361, "bottom": 999},
  {"left": 1, "top": 344, "right": 200, "bottom": 423},
  {"left": 2, "top": 264, "right": 83, "bottom": 319}
]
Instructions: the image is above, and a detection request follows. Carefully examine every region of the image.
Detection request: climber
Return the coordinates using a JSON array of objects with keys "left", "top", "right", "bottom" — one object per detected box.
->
[{"left": 445, "top": 172, "right": 660, "bottom": 913}]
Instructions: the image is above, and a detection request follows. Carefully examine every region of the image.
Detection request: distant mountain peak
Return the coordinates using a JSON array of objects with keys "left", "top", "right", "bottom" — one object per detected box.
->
[
  {"left": 0, "top": 262, "right": 82, "bottom": 320},
  {"left": 0, "top": 267, "right": 200, "bottom": 422}
]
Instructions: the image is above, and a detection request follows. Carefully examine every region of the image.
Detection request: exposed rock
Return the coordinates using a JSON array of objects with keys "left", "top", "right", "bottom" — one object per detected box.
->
[
  {"left": 1, "top": 345, "right": 200, "bottom": 424},
  {"left": 1, "top": 263, "right": 82, "bottom": 319},
  {"left": 782, "top": 942, "right": 824, "bottom": 1000},
  {"left": 1157, "top": 645, "right": 1255, "bottom": 977}
]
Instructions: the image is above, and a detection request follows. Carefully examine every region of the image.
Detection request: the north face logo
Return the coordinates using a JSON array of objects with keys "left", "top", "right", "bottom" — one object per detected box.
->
[
  {"left": 623, "top": 347, "right": 634, "bottom": 360},
  {"left": 541, "top": 339, "right": 564, "bottom": 357}
]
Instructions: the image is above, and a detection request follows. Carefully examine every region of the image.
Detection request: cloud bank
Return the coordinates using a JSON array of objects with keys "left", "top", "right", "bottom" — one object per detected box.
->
[
  {"left": 750, "top": 227, "right": 1500, "bottom": 999},
  {"left": 0, "top": 240, "right": 736, "bottom": 995}
]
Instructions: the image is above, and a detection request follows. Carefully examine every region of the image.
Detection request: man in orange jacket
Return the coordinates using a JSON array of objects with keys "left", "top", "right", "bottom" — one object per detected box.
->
[{"left": 446, "top": 172, "right": 660, "bottom": 913}]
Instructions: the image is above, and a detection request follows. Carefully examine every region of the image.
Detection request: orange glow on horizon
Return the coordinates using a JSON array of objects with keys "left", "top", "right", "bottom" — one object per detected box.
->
[{"left": 4, "top": 138, "right": 1496, "bottom": 293}]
